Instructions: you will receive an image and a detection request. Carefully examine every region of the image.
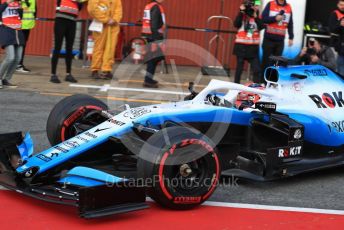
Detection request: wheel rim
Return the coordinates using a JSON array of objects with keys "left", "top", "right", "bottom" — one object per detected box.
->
[
  {"left": 158, "top": 140, "right": 220, "bottom": 203},
  {"left": 169, "top": 157, "right": 209, "bottom": 194}
]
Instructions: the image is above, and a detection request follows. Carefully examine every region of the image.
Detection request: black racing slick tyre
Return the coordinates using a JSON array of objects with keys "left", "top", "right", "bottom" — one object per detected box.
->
[
  {"left": 46, "top": 94, "right": 108, "bottom": 146},
  {"left": 137, "top": 126, "right": 221, "bottom": 210}
]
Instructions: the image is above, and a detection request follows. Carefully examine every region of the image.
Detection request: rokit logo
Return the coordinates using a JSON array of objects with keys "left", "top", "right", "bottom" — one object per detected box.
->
[
  {"left": 278, "top": 146, "right": 302, "bottom": 158},
  {"left": 309, "top": 91, "right": 344, "bottom": 109}
]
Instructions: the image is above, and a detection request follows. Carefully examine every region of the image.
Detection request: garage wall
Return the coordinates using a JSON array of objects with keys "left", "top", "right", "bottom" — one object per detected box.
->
[
  {"left": 26, "top": 0, "right": 242, "bottom": 67},
  {"left": 305, "top": 0, "right": 337, "bottom": 26}
]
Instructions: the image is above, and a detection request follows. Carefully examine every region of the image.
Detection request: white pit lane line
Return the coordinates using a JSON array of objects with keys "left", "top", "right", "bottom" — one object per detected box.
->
[
  {"left": 202, "top": 201, "right": 344, "bottom": 215},
  {"left": 145, "top": 198, "right": 344, "bottom": 215},
  {"left": 69, "top": 84, "right": 189, "bottom": 96}
]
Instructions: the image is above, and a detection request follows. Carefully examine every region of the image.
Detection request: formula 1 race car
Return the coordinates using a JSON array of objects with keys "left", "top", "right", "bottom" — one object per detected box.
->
[{"left": 0, "top": 60, "right": 343, "bottom": 218}]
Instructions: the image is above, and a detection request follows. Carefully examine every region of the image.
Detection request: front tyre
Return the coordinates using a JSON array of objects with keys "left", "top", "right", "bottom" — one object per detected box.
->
[
  {"left": 46, "top": 94, "right": 108, "bottom": 146},
  {"left": 138, "top": 126, "right": 220, "bottom": 210}
]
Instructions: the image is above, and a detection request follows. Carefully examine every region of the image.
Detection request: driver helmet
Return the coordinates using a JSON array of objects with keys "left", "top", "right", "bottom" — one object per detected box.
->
[{"left": 235, "top": 82, "right": 265, "bottom": 109}]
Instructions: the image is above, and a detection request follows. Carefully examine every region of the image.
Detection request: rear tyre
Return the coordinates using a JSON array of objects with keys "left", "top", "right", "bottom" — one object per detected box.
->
[
  {"left": 137, "top": 126, "right": 220, "bottom": 210},
  {"left": 46, "top": 94, "right": 108, "bottom": 146}
]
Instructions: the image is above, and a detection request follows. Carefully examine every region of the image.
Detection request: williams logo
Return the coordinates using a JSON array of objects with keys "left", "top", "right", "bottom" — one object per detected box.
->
[
  {"left": 332, "top": 120, "right": 344, "bottom": 133},
  {"left": 309, "top": 91, "right": 344, "bottom": 109},
  {"left": 304, "top": 69, "right": 328, "bottom": 77}
]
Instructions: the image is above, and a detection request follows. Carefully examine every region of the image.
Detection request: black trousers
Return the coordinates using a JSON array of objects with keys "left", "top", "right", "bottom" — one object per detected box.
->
[
  {"left": 262, "top": 39, "right": 284, "bottom": 75},
  {"left": 234, "top": 56, "right": 261, "bottom": 84},
  {"left": 19, "top": 29, "right": 31, "bottom": 66},
  {"left": 51, "top": 17, "right": 76, "bottom": 75},
  {"left": 144, "top": 42, "right": 164, "bottom": 83},
  {"left": 145, "top": 58, "right": 159, "bottom": 82}
]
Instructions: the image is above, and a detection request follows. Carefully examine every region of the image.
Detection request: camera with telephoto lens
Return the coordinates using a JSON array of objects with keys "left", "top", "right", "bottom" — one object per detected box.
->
[
  {"left": 306, "top": 47, "right": 316, "bottom": 56},
  {"left": 306, "top": 38, "right": 317, "bottom": 56},
  {"left": 244, "top": 0, "right": 255, "bottom": 8},
  {"left": 243, "top": 0, "right": 255, "bottom": 17}
]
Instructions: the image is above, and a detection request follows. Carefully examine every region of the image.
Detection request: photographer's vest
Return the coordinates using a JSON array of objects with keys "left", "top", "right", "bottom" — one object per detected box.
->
[
  {"left": 333, "top": 10, "right": 344, "bottom": 54},
  {"left": 235, "top": 16, "right": 260, "bottom": 45},
  {"left": 266, "top": 1, "right": 292, "bottom": 37},
  {"left": 142, "top": 2, "right": 166, "bottom": 35},
  {"left": 334, "top": 10, "right": 344, "bottom": 22},
  {"left": 22, "top": 0, "right": 36, "bottom": 30},
  {"left": 0, "top": 0, "right": 21, "bottom": 30},
  {"left": 57, "top": 0, "right": 79, "bottom": 16}
]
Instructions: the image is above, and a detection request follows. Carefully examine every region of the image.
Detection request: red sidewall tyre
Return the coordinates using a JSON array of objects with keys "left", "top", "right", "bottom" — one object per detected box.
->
[
  {"left": 46, "top": 94, "right": 108, "bottom": 146},
  {"left": 138, "top": 126, "right": 220, "bottom": 210}
]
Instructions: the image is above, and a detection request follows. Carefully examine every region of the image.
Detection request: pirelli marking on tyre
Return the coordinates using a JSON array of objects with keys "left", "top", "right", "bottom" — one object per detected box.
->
[{"left": 158, "top": 139, "right": 220, "bottom": 204}]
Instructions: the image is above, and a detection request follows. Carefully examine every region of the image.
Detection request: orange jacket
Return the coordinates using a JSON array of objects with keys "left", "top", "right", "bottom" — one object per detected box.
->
[
  {"left": 87, "top": 0, "right": 122, "bottom": 24},
  {"left": 142, "top": 1, "right": 166, "bottom": 35},
  {"left": 57, "top": 0, "right": 79, "bottom": 16},
  {"left": 265, "top": 0, "right": 292, "bottom": 37}
]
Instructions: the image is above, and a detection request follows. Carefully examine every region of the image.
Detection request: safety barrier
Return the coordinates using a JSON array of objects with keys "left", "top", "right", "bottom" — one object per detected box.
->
[
  {"left": 29, "top": 18, "right": 237, "bottom": 67},
  {"left": 35, "top": 18, "right": 237, "bottom": 34}
]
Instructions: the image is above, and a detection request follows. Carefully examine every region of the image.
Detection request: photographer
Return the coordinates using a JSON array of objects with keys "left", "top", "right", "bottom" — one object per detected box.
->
[
  {"left": 233, "top": 0, "right": 264, "bottom": 84},
  {"left": 328, "top": 0, "right": 344, "bottom": 75},
  {"left": 0, "top": 0, "right": 25, "bottom": 89},
  {"left": 261, "top": 0, "right": 294, "bottom": 72},
  {"left": 294, "top": 38, "right": 336, "bottom": 70},
  {"left": 141, "top": 0, "right": 166, "bottom": 88}
]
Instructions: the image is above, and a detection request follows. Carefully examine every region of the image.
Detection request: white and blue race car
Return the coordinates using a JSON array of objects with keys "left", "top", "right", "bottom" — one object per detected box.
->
[{"left": 0, "top": 61, "right": 343, "bottom": 218}]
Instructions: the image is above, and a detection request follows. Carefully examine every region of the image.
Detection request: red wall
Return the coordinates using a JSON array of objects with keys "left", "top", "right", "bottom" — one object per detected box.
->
[{"left": 27, "top": 0, "right": 241, "bottom": 67}]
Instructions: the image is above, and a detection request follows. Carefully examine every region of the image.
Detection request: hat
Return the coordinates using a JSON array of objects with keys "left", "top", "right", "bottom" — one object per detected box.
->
[{"left": 309, "top": 37, "right": 317, "bottom": 42}]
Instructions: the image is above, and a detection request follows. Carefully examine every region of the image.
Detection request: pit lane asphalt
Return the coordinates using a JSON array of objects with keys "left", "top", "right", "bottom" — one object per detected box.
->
[{"left": 1, "top": 90, "right": 344, "bottom": 211}]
